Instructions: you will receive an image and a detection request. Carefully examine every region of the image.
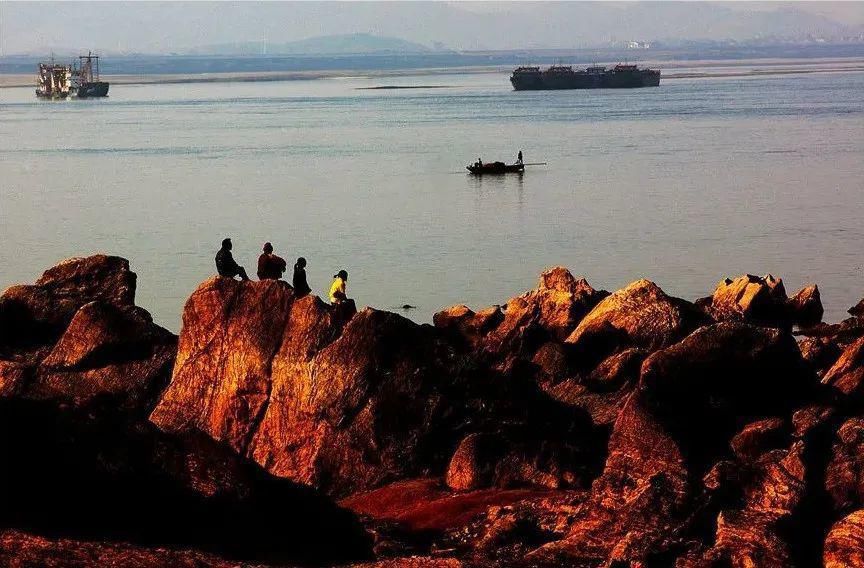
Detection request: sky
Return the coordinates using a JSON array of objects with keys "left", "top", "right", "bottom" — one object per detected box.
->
[{"left": 1, "top": 1, "right": 862, "bottom": 55}]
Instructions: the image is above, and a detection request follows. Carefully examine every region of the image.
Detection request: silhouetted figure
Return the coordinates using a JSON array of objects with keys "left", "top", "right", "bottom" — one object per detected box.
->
[
  {"left": 215, "top": 238, "right": 249, "bottom": 281},
  {"left": 257, "top": 242, "right": 287, "bottom": 280},
  {"left": 517, "top": 150, "right": 523, "bottom": 164},
  {"left": 329, "top": 270, "right": 348, "bottom": 304},
  {"left": 293, "top": 257, "right": 311, "bottom": 296},
  {"left": 478, "top": 158, "right": 483, "bottom": 167}
]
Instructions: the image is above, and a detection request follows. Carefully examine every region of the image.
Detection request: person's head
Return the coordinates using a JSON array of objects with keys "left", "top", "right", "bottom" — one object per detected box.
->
[
  {"left": 296, "top": 257, "right": 306, "bottom": 268},
  {"left": 263, "top": 242, "right": 273, "bottom": 254},
  {"left": 222, "top": 238, "right": 232, "bottom": 250},
  {"left": 335, "top": 269, "right": 348, "bottom": 281}
]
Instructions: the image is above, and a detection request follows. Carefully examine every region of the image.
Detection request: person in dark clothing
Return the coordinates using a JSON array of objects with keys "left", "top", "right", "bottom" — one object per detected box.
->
[
  {"left": 293, "top": 257, "right": 311, "bottom": 296},
  {"left": 257, "top": 242, "right": 287, "bottom": 280},
  {"left": 215, "top": 238, "right": 249, "bottom": 281},
  {"left": 517, "top": 150, "right": 523, "bottom": 164}
]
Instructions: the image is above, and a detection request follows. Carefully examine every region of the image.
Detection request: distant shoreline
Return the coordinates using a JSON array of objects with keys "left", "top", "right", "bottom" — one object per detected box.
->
[{"left": 2, "top": 56, "right": 863, "bottom": 89}]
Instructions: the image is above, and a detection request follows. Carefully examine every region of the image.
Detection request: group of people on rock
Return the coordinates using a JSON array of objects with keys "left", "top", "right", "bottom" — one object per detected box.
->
[{"left": 215, "top": 238, "right": 349, "bottom": 304}]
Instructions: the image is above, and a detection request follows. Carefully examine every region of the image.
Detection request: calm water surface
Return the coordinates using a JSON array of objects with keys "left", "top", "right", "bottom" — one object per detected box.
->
[{"left": 1, "top": 69, "right": 863, "bottom": 330}]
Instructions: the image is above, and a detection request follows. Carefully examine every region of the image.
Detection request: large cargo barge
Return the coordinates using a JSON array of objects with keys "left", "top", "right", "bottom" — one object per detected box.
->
[{"left": 510, "top": 64, "right": 660, "bottom": 90}]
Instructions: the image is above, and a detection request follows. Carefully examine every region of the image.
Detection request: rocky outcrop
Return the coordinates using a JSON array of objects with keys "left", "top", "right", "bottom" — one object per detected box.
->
[
  {"left": 565, "top": 278, "right": 705, "bottom": 366},
  {"left": 0, "top": 255, "right": 175, "bottom": 415},
  {"left": 700, "top": 274, "right": 824, "bottom": 327},
  {"left": 4, "top": 256, "right": 864, "bottom": 568},
  {"left": 151, "top": 277, "right": 480, "bottom": 496}
]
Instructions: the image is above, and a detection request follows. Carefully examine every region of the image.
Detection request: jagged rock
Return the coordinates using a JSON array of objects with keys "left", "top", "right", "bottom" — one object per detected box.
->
[
  {"left": 0, "top": 397, "right": 371, "bottom": 565},
  {"left": 730, "top": 417, "right": 789, "bottom": 461},
  {"left": 527, "top": 394, "right": 689, "bottom": 564},
  {"left": 0, "top": 255, "right": 136, "bottom": 349},
  {"left": 639, "top": 322, "right": 815, "bottom": 472},
  {"left": 542, "top": 348, "right": 646, "bottom": 426},
  {"left": 152, "top": 278, "right": 476, "bottom": 496},
  {"left": 565, "top": 279, "right": 705, "bottom": 367},
  {"left": 824, "top": 509, "right": 864, "bottom": 568},
  {"left": 788, "top": 284, "right": 824, "bottom": 326},
  {"left": 850, "top": 298, "right": 864, "bottom": 318},
  {"left": 435, "top": 267, "right": 606, "bottom": 372},
  {"left": 822, "top": 337, "right": 864, "bottom": 404},
  {"left": 0, "top": 256, "right": 176, "bottom": 416},
  {"left": 703, "top": 273, "right": 788, "bottom": 324},
  {"left": 798, "top": 336, "right": 843, "bottom": 376},
  {"left": 826, "top": 417, "right": 864, "bottom": 512},
  {"left": 0, "top": 530, "right": 257, "bottom": 568}
]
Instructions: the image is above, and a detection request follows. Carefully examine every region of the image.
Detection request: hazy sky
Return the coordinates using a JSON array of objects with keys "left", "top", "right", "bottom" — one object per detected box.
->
[{"left": 1, "top": 1, "right": 862, "bottom": 55}]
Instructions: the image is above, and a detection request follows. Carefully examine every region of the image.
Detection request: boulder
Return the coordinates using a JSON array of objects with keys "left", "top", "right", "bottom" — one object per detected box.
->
[
  {"left": 824, "top": 509, "right": 864, "bottom": 568},
  {"left": 798, "top": 336, "right": 842, "bottom": 376},
  {"left": 826, "top": 417, "right": 864, "bottom": 512},
  {"left": 730, "top": 417, "right": 789, "bottom": 462},
  {"left": 565, "top": 279, "right": 705, "bottom": 368},
  {"left": 703, "top": 273, "right": 788, "bottom": 324},
  {"left": 822, "top": 337, "right": 864, "bottom": 405},
  {"left": 788, "top": 284, "right": 824, "bottom": 326},
  {"left": 0, "top": 255, "right": 136, "bottom": 349},
  {"left": 152, "top": 278, "right": 476, "bottom": 496},
  {"left": 434, "top": 267, "right": 606, "bottom": 372},
  {"left": 850, "top": 298, "right": 864, "bottom": 318},
  {"left": 0, "top": 256, "right": 176, "bottom": 416},
  {"left": 0, "top": 397, "right": 371, "bottom": 565},
  {"left": 639, "top": 322, "right": 815, "bottom": 472},
  {"left": 446, "top": 433, "right": 502, "bottom": 491}
]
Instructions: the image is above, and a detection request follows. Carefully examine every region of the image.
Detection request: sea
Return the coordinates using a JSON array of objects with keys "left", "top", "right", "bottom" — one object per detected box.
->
[{"left": 1, "top": 64, "right": 863, "bottom": 331}]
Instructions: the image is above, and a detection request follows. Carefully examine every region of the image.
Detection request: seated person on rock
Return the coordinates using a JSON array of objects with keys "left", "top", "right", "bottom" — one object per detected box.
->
[
  {"left": 215, "top": 238, "right": 249, "bottom": 281},
  {"left": 293, "top": 257, "right": 311, "bottom": 296},
  {"left": 257, "top": 242, "right": 287, "bottom": 280},
  {"left": 329, "top": 270, "right": 349, "bottom": 304}
]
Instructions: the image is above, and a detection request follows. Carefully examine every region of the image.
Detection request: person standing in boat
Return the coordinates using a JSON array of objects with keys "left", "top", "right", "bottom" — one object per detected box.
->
[{"left": 517, "top": 150, "right": 523, "bottom": 164}]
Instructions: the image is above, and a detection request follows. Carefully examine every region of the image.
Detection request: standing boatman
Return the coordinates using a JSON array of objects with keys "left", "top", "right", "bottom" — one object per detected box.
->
[{"left": 517, "top": 150, "right": 523, "bottom": 164}]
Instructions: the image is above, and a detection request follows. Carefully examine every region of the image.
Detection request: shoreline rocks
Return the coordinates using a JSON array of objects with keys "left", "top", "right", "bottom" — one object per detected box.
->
[{"left": 4, "top": 256, "right": 864, "bottom": 567}]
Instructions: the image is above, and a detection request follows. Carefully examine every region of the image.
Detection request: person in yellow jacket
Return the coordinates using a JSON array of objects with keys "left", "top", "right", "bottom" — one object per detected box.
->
[{"left": 329, "top": 270, "right": 348, "bottom": 304}]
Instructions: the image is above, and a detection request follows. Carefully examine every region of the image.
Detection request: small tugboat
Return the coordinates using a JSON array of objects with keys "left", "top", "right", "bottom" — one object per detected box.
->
[
  {"left": 72, "top": 52, "right": 109, "bottom": 98},
  {"left": 35, "top": 61, "right": 72, "bottom": 99},
  {"left": 467, "top": 161, "right": 525, "bottom": 174}
]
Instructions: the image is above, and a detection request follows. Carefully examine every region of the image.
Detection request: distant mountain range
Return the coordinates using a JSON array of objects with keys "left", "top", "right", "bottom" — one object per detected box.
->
[
  {"left": 191, "top": 33, "right": 434, "bottom": 56},
  {"left": 2, "top": 2, "right": 863, "bottom": 56}
]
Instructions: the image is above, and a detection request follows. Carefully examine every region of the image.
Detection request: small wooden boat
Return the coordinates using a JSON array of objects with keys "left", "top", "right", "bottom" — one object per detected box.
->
[{"left": 466, "top": 161, "right": 524, "bottom": 174}]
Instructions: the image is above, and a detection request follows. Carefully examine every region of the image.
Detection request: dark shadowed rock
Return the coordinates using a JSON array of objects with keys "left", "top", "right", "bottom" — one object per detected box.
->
[
  {"left": 0, "top": 397, "right": 371, "bottom": 565},
  {"left": 789, "top": 284, "right": 824, "bottom": 326},
  {"left": 0, "top": 255, "right": 136, "bottom": 348},
  {"left": 850, "top": 298, "right": 864, "bottom": 318},
  {"left": 446, "top": 433, "right": 503, "bottom": 491},
  {"left": 639, "top": 322, "right": 815, "bottom": 473},
  {"left": 824, "top": 509, "right": 864, "bottom": 568},
  {"left": 826, "top": 417, "right": 864, "bottom": 512},
  {"left": 0, "top": 256, "right": 176, "bottom": 416},
  {"left": 798, "top": 336, "right": 843, "bottom": 376},
  {"left": 565, "top": 279, "right": 705, "bottom": 368}
]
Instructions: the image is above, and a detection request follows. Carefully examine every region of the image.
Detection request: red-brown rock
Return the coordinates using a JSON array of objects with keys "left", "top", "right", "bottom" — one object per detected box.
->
[
  {"left": 822, "top": 336, "right": 864, "bottom": 404},
  {"left": 826, "top": 417, "right": 864, "bottom": 512},
  {"left": 824, "top": 509, "right": 864, "bottom": 568},
  {"left": 565, "top": 279, "right": 705, "bottom": 366}
]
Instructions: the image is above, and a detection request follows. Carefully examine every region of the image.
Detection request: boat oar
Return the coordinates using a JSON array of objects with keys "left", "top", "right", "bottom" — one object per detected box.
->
[{"left": 521, "top": 162, "right": 547, "bottom": 166}]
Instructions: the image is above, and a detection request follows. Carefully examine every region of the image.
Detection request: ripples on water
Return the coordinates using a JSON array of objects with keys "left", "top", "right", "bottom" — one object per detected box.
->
[{"left": 1, "top": 68, "right": 863, "bottom": 330}]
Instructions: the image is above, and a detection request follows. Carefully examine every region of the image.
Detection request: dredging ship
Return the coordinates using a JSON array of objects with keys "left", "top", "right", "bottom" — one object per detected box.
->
[
  {"left": 35, "top": 53, "right": 109, "bottom": 99},
  {"left": 510, "top": 64, "right": 660, "bottom": 90}
]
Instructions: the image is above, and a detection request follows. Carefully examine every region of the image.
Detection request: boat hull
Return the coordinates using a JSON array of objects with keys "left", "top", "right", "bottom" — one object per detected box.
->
[
  {"left": 467, "top": 163, "right": 524, "bottom": 175},
  {"left": 76, "top": 82, "right": 110, "bottom": 98},
  {"left": 511, "top": 68, "right": 660, "bottom": 91}
]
